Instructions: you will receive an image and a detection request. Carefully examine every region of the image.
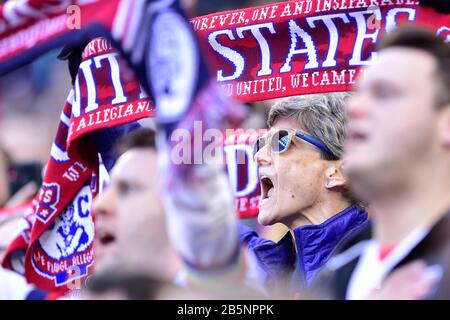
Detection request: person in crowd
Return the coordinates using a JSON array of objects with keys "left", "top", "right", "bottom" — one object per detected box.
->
[
  {"left": 240, "top": 93, "right": 370, "bottom": 295},
  {"left": 92, "top": 128, "right": 183, "bottom": 284},
  {"left": 0, "top": 146, "right": 37, "bottom": 258},
  {"left": 311, "top": 26, "right": 450, "bottom": 300}
]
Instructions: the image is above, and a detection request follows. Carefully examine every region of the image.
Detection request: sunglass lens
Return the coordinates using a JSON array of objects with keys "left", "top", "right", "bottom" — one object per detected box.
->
[
  {"left": 253, "top": 138, "right": 266, "bottom": 158},
  {"left": 271, "top": 130, "right": 290, "bottom": 153}
]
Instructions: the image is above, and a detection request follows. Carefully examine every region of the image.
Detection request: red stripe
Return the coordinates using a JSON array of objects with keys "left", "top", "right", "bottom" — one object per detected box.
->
[{"left": 379, "top": 245, "right": 395, "bottom": 261}]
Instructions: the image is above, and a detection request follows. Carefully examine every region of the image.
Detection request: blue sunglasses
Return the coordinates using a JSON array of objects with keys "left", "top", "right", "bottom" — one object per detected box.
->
[{"left": 252, "top": 129, "right": 334, "bottom": 159}]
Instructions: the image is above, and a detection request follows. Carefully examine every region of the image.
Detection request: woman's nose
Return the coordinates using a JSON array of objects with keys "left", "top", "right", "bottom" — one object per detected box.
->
[{"left": 254, "top": 144, "right": 272, "bottom": 167}]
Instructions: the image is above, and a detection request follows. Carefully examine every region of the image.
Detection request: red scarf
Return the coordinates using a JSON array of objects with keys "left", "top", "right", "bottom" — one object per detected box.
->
[
  {"left": 2, "top": 37, "right": 154, "bottom": 292},
  {"left": 1, "top": 1, "right": 448, "bottom": 83},
  {"left": 193, "top": 1, "right": 449, "bottom": 102}
]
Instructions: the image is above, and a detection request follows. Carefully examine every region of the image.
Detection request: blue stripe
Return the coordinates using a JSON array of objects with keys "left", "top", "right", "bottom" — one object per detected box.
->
[{"left": 25, "top": 289, "right": 48, "bottom": 300}]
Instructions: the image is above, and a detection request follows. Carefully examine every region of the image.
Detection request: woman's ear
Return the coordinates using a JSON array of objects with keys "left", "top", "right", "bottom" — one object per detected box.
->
[{"left": 324, "top": 161, "right": 347, "bottom": 189}]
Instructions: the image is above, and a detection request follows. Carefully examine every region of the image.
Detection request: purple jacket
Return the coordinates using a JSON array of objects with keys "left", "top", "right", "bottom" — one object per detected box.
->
[{"left": 240, "top": 205, "right": 369, "bottom": 292}]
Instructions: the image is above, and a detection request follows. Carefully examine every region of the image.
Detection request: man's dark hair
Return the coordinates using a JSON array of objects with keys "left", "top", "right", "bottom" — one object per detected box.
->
[
  {"left": 378, "top": 26, "right": 450, "bottom": 108},
  {"left": 114, "top": 128, "right": 156, "bottom": 157}
]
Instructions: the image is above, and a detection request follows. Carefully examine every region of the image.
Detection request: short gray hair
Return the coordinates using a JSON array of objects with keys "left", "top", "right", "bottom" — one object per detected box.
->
[{"left": 267, "top": 93, "right": 350, "bottom": 160}]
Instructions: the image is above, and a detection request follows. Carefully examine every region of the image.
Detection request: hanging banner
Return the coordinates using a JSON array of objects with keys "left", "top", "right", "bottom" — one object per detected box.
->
[{"left": 191, "top": 1, "right": 449, "bottom": 102}]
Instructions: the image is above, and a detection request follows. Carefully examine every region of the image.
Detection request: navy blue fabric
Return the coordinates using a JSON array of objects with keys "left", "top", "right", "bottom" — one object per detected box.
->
[
  {"left": 240, "top": 205, "right": 369, "bottom": 291},
  {"left": 25, "top": 289, "right": 48, "bottom": 300},
  {"left": 240, "top": 223, "right": 295, "bottom": 283}
]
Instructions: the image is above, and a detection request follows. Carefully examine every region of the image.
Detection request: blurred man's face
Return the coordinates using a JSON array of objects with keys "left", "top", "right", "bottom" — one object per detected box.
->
[
  {"left": 344, "top": 48, "right": 441, "bottom": 199},
  {"left": 92, "top": 176, "right": 118, "bottom": 271},
  {"left": 110, "top": 149, "right": 165, "bottom": 266},
  {"left": 255, "top": 117, "right": 330, "bottom": 227}
]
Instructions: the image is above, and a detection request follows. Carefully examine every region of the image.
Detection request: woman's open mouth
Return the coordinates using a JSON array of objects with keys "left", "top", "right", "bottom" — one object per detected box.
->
[{"left": 259, "top": 175, "right": 276, "bottom": 208}]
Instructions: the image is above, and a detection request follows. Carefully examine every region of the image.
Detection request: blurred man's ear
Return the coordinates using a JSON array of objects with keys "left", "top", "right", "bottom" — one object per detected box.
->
[
  {"left": 324, "top": 161, "right": 346, "bottom": 189},
  {"left": 439, "top": 106, "right": 450, "bottom": 148}
]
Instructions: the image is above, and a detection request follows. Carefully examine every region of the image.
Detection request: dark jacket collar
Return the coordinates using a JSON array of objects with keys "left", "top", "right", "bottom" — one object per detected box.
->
[
  {"left": 291, "top": 204, "right": 369, "bottom": 286},
  {"left": 241, "top": 205, "right": 369, "bottom": 291},
  {"left": 318, "top": 209, "right": 450, "bottom": 300},
  {"left": 393, "top": 210, "right": 450, "bottom": 299}
]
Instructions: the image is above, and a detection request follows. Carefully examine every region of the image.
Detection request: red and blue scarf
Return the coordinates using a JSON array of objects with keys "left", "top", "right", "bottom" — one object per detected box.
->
[{"left": 2, "top": 37, "right": 153, "bottom": 292}]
